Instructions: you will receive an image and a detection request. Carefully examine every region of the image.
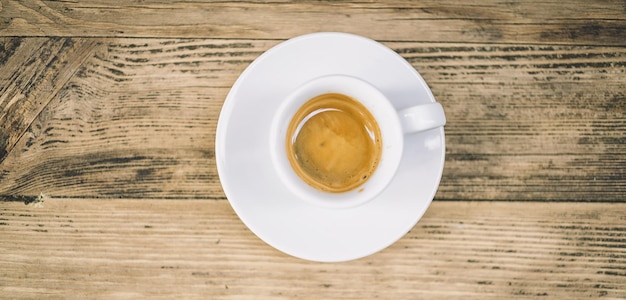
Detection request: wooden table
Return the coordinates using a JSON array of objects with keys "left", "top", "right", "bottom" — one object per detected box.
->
[{"left": 1, "top": 1, "right": 625, "bottom": 298}]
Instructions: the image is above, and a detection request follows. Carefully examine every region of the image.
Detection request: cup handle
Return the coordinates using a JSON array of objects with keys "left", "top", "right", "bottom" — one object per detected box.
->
[{"left": 398, "top": 102, "right": 446, "bottom": 133}]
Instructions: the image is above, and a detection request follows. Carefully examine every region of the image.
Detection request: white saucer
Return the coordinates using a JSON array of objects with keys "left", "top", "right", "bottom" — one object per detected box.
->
[{"left": 215, "top": 32, "right": 445, "bottom": 262}]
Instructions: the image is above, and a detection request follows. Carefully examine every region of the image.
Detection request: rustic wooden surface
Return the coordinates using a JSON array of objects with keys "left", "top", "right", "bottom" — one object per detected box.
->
[
  {"left": 2, "top": 200, "right": 626, "bottom": 299},
  {"left": 1, "top": 37, "right": 624, "bottom": 201},
  {"left": 1, "top": 0, "right": 625, "bottom": 299}
]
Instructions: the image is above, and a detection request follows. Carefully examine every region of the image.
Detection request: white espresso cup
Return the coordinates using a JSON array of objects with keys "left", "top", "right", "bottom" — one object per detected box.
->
[{"left": 270, "top": 75, "right": 446, "bottom": 209}]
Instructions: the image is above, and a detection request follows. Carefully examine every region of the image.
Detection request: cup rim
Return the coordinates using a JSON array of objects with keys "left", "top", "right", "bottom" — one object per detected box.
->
[{"left": 270, "top": 74, "right": 404, "bottom": 209}]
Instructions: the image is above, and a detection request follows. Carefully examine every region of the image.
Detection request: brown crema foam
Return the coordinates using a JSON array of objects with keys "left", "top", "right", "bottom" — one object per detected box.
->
[{"left": 286, "top": 93, "right": 382, "bottom": 193}]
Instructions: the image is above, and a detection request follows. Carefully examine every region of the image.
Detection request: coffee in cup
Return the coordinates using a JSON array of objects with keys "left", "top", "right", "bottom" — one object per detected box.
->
[
  {"left": 286, "top": 93, "right": 382, "bottom": 193},
  {"left": 271, "top": 74, "right": 445, "bottom": 209}
]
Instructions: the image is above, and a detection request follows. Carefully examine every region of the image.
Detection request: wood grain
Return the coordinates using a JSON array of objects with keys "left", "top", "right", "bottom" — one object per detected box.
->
[
  {"left": 0, "top": 37, "right": 99, "bottom": 162},
  {"left": 1, "top": 199, "right": 625, "bottom": 299},
  {"left": 399, "top": 43, "right": 626, "bottom": 201},
  {"left": 0, "top": 0, "right": 625, "bottom": 45},
  {"left": 0, "top": 38, "right": 274, "bottom": 198},
  {"left": 0, "top": 38, "right": 624, "bottom": 201},
  {"left": 1, "top": 2, "right": 624, "bottom": 299}
]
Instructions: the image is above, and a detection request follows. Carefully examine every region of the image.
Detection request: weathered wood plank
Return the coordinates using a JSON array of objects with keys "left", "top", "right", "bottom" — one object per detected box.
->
[
  {"left": 1, "top": 199, "right": 625, "bottom": 298},
  {"left": 0, "top": 0, "right": 625, "bottom": 45},
  {"left": 0, "top": 37, "right": 99, "bottom": 162},
  {"left": 0, "top": 38, "right": 274, "bottom": 198},
  {"left": 0, "top": 38, "right": 623, "bottom": 201},
  {"left": 395, "top": 43, "right": 626, "bottom": 201}
]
